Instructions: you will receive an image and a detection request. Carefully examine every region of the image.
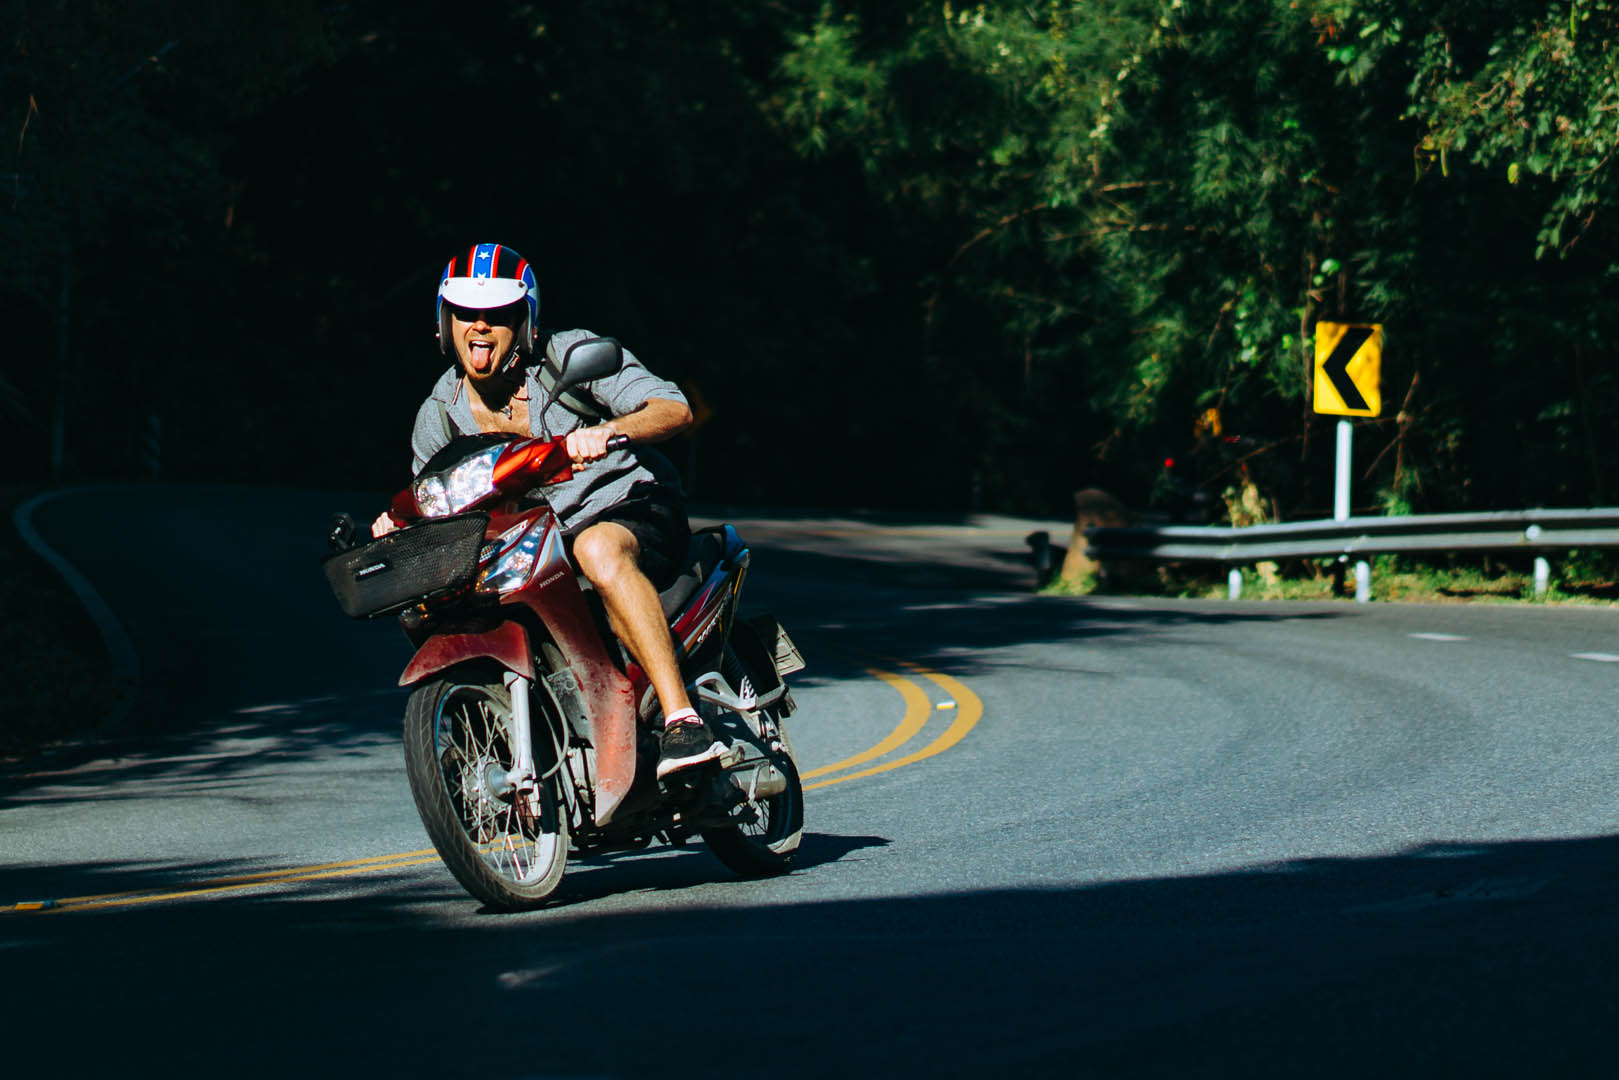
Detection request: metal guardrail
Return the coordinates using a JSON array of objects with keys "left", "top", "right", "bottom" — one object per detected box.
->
[
  {"left": 1085, "top": 509, "right": 1619, "bottom": 563},
  {"left": 1084, "top": 509, "right": 1619, "bottom": 600}
]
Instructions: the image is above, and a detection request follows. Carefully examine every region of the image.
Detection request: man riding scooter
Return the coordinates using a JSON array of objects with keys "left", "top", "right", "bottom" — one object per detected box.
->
[{"left": 373, "top": 242, "right": 723, "bottom": 779}]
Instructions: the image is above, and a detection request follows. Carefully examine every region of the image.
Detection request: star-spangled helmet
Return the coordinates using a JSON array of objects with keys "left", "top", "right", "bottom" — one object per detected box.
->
[{"left": 436, "top": 243, "right": 541, "bottom": 369}]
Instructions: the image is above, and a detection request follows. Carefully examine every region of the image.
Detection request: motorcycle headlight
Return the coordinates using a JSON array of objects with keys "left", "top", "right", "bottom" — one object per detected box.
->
[
  {"left": 476, "top": 519, "right": 546, "bottom": 594},
  {"left": 413, "top": 446, "right": 503, "bottom": 517}
]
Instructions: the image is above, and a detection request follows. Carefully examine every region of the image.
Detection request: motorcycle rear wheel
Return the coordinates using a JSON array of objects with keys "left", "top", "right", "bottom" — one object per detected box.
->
[
  {"left": 700, "top": 710, "right": 804, "bottom": 876},
  {"left": 403, "top": 675, "right": 569, "bottom": 911}
]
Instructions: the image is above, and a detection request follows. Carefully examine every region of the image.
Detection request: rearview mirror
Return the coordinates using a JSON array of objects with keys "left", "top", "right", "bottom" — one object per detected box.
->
[{"left": 558, "top": 337, "right": 623, "bottom": 387}]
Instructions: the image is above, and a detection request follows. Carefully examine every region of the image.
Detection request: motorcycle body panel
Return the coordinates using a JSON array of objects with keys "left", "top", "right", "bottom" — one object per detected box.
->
[
  {"left": 398, "top": 619, "right": 534, "bottom": 687},
  {"left": 671, "top": 525, "right": 748, "bottom": 653},
  {"left": 396, "top": 503, "right": 642, "bottom": 826},
  {"left": 507, "top": 536, "right": 638, "bottom": 827},
  {"left": 621, "top": 525, "right": 749, "bottom": 718}
]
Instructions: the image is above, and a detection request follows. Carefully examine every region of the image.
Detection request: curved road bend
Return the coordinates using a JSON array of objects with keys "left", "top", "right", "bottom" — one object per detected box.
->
[{"left": 3, "top": 486, "right": 1618, "bottom": 1074}]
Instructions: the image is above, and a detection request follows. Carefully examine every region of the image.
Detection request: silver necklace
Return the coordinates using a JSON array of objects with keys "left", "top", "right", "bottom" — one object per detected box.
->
[{"left": 502, "top": 390, "right": 530, "bottom": 418}]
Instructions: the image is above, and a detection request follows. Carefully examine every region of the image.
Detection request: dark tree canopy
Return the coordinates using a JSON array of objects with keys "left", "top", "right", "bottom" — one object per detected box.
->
[{"left": 6, "top": 0, "right": 1618, "bottom": 519}]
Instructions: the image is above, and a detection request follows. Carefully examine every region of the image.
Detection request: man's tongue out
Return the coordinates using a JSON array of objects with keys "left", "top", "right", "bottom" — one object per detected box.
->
[{"left": 468, "top": 341, "right": 496, "bottom": 372}]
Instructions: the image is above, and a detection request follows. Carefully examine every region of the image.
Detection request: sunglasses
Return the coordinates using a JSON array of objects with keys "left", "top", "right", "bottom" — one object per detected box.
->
[{"left": 445, "top": 302, "right": 524, "bottom": 327}]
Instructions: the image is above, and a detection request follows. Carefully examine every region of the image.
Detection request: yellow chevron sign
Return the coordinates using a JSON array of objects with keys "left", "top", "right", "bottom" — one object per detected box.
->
[{"left": 1313, "top": 322, "right": 1383, "bottom": 417}]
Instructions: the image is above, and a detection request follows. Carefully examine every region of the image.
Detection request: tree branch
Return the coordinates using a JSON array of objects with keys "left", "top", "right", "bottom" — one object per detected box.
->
[{"left": 942, "top": 205, "right": 1053, "bottom": 271}]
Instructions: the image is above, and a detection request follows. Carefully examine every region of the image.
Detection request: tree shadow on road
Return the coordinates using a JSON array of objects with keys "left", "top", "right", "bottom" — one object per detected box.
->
[
  {"left": 3, "top": 830, "right": 1615, "bottom": 1075},
  {"left": 525, "top": 832, "right": 893, "bottom": 911},
  {"left": 7, "top": 485, "right": 1344, "bottom": 783},
  {"left": 0, "top": 532, "right": 1349, "bottom": 797},
  {"left": 0, "top": 688, "right": 409, "bottom": 806},
  {"left": 748, "top": 542, "right": 1352, "bottom": 688}
]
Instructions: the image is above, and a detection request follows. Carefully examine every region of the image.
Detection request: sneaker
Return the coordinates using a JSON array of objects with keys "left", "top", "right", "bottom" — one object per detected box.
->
[{"left": 657, "top": 716, "right": 726, "bottom": 779}]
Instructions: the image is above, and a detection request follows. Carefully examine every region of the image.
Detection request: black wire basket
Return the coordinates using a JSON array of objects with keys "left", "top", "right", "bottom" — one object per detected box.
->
[{"left": 322, "top": 513, "right": 490, "bottom": 619}]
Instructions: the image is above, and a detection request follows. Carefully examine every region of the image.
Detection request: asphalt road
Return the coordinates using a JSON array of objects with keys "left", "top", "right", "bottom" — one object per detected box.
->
[{"left": 4, "top": 486, "right": 1619, "bottom": 1075}]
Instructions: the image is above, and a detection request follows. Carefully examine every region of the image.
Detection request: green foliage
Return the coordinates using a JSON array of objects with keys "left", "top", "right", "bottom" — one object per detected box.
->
[
  {"left": 1100, "top": 552, "right": 1619, "bottom": 604},
  {"left": 5, "top": 0, "right": 1619, "bottom": 520},
  {"left": 1040, "top": 569, "right": 1099, "bottom": 596},
  {"left": 770, "top": 0, "right": 1619, "bottom": 516},
  {"left": 1325, "top": 0, "right": 1619, "bottom": 258},
  {"left": 772, "top": 2, "right": 1374, "bottom": 483}
]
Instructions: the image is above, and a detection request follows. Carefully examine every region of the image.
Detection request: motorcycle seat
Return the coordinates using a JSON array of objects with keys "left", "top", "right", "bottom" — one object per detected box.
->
[{"left": 658, "top": 527, "right": 727, "bottom": 619}]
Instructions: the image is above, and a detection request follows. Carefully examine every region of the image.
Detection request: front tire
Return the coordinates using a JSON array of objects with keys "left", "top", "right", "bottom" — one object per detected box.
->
[{"left": 403, "top": 675, "right": 569, "bottom": 910}]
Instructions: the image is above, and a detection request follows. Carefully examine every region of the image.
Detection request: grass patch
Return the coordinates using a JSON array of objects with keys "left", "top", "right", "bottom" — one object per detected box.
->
[
  {"left": 0, "top": 488, "right": 125, "bottom": 763},
  {"left": 1043, "top": 551, "right": 1619, "bottom": 606}
]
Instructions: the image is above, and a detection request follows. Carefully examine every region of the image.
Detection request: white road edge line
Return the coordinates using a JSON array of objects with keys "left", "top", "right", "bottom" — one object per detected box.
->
[
  {"left": 1408, "top": 632, "right": 1469, "bottom": 642},
  {"left": 13, "top": 487, "right": 140, "bottom": 728},
  {"left": 1571, "top": 652, "right": 1619, "bottom": 663}
]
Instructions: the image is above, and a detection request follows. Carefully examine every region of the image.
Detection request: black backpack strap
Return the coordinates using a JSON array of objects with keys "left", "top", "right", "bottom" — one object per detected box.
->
[
  {"left": 539, "top": 334, "right": 612, "bottom": 423},
  {"left": 536, "top": 333, "right": 685, "bottom": 495}
]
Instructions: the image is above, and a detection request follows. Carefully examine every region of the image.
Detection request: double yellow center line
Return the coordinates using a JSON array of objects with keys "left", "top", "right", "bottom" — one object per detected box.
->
[
  {"left": 7, "top": 658, "right": 978, "bottom": 914},
  {"left": 8, "top": 850, "right": 445, "bottom": 914},
  {"left": 802, "top": 659, "right": 982, "bottom": 790}
]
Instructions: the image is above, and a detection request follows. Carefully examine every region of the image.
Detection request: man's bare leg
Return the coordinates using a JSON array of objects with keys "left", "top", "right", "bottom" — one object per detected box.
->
[{"left": 572, "top": 522, "right": 722, "bottom": 775}]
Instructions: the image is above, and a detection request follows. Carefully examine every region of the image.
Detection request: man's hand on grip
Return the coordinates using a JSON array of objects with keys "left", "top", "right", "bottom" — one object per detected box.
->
[{"left": 565, "top": 425, "right": 618, "bottom": 464}]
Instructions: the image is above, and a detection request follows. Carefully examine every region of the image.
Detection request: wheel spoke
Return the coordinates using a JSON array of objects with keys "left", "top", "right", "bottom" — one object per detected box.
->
[{"left": 432, "top": 683, "right": 566, "bottom": 889}]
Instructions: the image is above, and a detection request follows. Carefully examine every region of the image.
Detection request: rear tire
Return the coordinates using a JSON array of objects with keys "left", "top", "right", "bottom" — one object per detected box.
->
[
  {"left": 403, "top": 674, "right": 569, "bottom": 910},
  {"left": 700, "top": 709, "right": 804, "bottom": 876}
]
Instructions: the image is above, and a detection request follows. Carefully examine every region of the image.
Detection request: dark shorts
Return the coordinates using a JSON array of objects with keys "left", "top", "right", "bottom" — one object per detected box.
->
[{"left": 567, "top": 482, "right": 692, "bottom": 590}]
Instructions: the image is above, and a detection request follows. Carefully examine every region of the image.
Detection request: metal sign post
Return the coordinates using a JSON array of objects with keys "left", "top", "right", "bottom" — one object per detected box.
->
[
  {"left": 1334, "top": 419, "right": 1352, "bottom": 522},
  {"left": 1336, "top": 420, "right": 1371, "bottom": 601}
]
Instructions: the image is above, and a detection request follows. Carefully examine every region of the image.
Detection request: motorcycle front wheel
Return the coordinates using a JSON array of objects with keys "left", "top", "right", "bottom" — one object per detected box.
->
[{"left": 403, "top": 674, "right": 568, "bottom": 911}]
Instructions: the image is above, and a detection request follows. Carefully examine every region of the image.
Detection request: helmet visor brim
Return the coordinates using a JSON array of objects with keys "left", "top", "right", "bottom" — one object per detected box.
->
[{"left": 439, "top": 277, "right": 530, "bottom": 309}]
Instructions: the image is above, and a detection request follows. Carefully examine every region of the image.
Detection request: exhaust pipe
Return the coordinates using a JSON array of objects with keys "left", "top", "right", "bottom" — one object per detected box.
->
[{"left": 734, "top": 761, "right": 788, "bottom": 800}]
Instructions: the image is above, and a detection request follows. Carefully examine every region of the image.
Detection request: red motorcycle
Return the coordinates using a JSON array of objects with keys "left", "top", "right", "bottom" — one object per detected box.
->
[{"left": 323, "top": 338, "right": 804, "bottom": 910}]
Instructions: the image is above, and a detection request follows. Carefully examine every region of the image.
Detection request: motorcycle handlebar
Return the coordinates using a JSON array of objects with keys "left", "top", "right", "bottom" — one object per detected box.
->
[{"left": 383, "top": 432, "right": 632, "bottom": 531}]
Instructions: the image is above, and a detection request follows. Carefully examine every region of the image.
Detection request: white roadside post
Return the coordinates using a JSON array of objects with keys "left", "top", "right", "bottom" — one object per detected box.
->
[{"left": 1527, "top": 525, "right": 1550, "bottom": 599}]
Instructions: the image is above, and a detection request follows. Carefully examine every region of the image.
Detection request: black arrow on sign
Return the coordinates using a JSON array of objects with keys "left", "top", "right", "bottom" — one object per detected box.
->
[{"left": 1321, "top": 325, "right": 1373, "bottom": 411}]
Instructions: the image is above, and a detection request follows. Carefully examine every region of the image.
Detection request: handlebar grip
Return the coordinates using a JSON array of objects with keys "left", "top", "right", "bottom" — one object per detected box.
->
[{"left": 606, "top": 434, "right": 632, "bottom": 452}]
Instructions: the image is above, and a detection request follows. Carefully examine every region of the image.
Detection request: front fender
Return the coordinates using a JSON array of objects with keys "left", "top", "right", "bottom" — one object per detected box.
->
[{"left": 398, "top": 620, "right": 534, "bottom": 687}]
